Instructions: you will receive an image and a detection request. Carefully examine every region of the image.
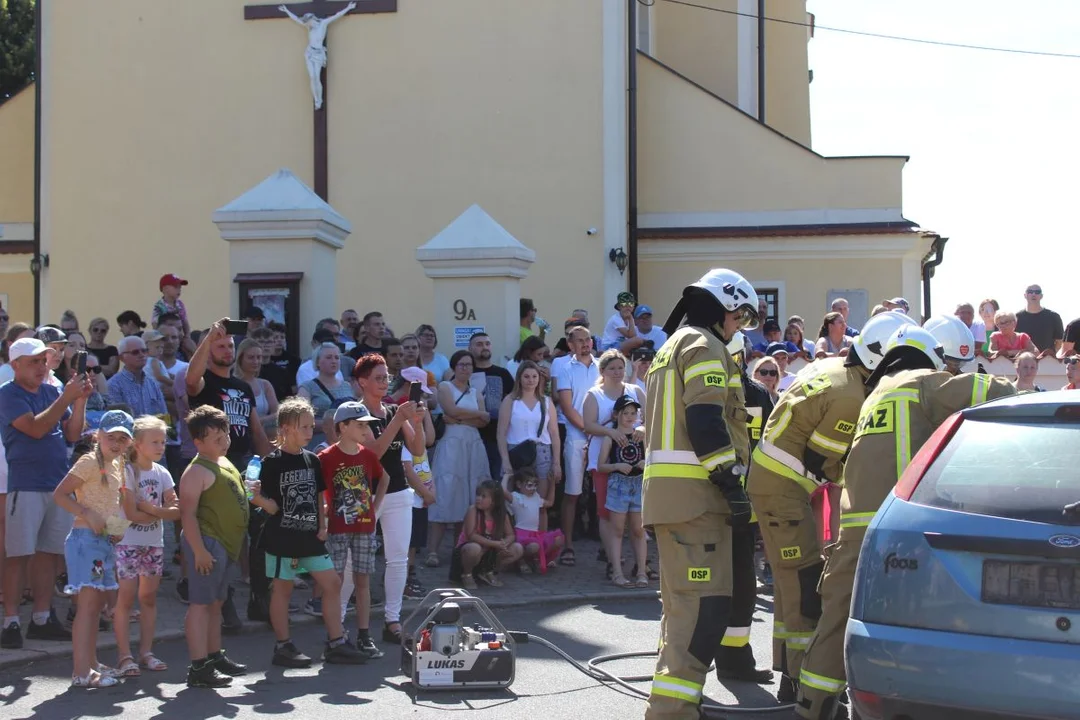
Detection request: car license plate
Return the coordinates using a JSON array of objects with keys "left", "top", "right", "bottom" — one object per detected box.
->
[{"left": 982, "top": 559, "right": 1080, "bottom": 610}]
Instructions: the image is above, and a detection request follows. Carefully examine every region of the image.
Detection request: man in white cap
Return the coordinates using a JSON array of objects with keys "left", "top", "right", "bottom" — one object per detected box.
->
[{"left": 0, "top": 338, "right": 93, "bottom": 649}]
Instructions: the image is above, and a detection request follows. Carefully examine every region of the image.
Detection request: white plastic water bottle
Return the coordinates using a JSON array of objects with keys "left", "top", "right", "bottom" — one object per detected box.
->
[{"left": 245, "top": 455, "right": 262, "bottom": 500}]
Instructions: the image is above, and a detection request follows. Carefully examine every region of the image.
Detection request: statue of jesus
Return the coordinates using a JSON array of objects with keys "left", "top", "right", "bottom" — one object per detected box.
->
[{"left": 279, "top": 2, "right": 357, "bottom": 110}]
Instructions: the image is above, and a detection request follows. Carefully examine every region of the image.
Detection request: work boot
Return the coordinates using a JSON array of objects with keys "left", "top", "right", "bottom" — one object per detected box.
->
[
  {"left": 221, "top": 586, "right": 243, "bottom": 635},
  {"left": 778, "top": 673, "right": 798, "bottom": 703},
  {"left": 714, "top": 646, "right": 773, "bottom": 683}
]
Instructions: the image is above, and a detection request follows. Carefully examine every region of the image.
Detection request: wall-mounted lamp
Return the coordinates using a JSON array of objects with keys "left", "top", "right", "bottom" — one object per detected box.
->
[
  {"left": 608, "top": 247, "right": 629, "bottom": 276},
  {"left": 29, "top": 253, "right": 49, "bottom": 275}
]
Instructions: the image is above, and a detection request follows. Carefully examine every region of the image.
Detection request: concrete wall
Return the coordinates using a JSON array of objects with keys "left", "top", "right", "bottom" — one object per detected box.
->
[{"left": 39, "top": 0, "right": 614, "bottom": 335}]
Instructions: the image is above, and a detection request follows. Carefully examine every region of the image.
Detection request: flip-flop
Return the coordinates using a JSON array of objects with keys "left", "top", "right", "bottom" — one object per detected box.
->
[{"left": 558, "top": 549, "right": 576, "bottom": 567}]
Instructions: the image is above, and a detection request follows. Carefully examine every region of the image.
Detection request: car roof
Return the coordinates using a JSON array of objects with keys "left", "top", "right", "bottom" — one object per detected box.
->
[{"left": 965, "top": 389, "right": 1080, "bottom": 421}]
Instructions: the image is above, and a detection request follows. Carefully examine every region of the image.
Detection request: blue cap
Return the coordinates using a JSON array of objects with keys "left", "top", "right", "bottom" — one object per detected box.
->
[
  {"left": 99, "top": 410, "right": 134, "bottom": 437},
  {"left": 765, "top": 342, "right": 790, "bottom": 357},
  {"left": 633, "top": 305, "right": 653, "bottom": 319}
]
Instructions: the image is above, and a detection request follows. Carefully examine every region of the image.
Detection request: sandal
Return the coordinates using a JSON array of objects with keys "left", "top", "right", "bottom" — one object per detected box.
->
[
  {"left": 518, "top": 561, "right": 533, "bottom": 575},
  {"left": 612, "top": 574, "right": 633, "bottom": 589},
  {"left": 558, "top": 548, "right": 576, "bottom": 567},
  {"left": 117, "top": 656, "right": 141, "bottom": 678},
  {"left": 461, "top": 575, "right": 478, "bottom": 590},
  {"left": 425, "top": 552, "right": 440, "bottom": 568},
  {"left": 96, "top": 663, "right": 122, "bottom": 679},
  {"left": 546, "top": 559, "right": 557, "bottom": 570},
  {"left": 72, "top": 670, "right": 119, "bottom": 688},
  {"left": 140, "top": 653, "right": 168, "bottom": 672},
  {"left": 481, "top": 572, "right": 503, "bottom": 587},
  {"left": 128, "top": 609, "right": 141, "bottom": 623},
  {"left": 635, "top": 574, "right": 650, "bottom": 588}
]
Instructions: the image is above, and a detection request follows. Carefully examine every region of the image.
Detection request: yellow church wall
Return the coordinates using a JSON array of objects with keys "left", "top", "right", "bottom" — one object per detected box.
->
[
  {"left": 636, "top": 55, "right": 906, "bottom": 217},
  {"left": 0, "top": 84, "right": 35, "bottom": 223},
  {"left": 39, "top": 0, "right": 611, "bottom": 336},
  {"left": 0, "top": 256, "right": 35, "bottom": 323},
  {"left": 651, "top": 0, "right": 739, "bottom": 108},
  {"left": 764, "top": 1, "right": 812, "bottom": 146}
]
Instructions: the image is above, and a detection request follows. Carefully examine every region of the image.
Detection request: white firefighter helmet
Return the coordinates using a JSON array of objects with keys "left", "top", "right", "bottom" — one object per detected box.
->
[
  {"left": 851, "top": 310, "right": 919, "bottom": 371},
  {"left": 883, "top": 325, "right": 946, "bottom": 372},
  {"left": 922, "top": 314, "right": 976, "bottom": 363},
  {"left": 688, "top": 269, "right": 760, "bottom": 330}
]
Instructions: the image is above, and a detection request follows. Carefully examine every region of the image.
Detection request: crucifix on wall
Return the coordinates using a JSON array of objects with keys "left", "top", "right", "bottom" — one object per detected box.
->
[{"left": 243, "top": 0, "right": 398, "bottom": 200}]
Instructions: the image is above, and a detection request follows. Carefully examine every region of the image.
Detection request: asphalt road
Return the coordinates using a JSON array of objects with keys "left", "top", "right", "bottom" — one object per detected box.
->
[{"left": 0, "top": 596, "right": 786, "bottom": 720}]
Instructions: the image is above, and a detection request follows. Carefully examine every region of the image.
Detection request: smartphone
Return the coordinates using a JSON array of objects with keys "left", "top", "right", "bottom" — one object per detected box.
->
[
  {"left": 75, "top": 350, "right": 88, "bottom": 375},
  {"left": 223, "top": 319, "right": 249, "bottom": 336},
  {"left": 409, "top": 381, "right": 424, "bottom": 404}
]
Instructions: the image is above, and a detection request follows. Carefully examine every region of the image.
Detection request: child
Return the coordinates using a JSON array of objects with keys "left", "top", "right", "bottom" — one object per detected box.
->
[
  {"left": 114, "top": 416, "right": 179, "bottom": 677},
  {"left": 177, "top": 406, "right": 250, "bottom": 689},
  {"left": 320, "top": 401, "right": 390, "bottom": 659},
  {"left": 450, "top": 480, "right": 523, "bottom": 589},
  {"left": 502, "top": 468, "right": 562, "bottom": 573},
  {"left": 403, "top": 447, "right": 435, "bottom": 599},
  {"left": 251, "top": 397, "right": 365, "bottom": 667},
  {"left": 152, "top": 273, "right": 191, "bottom": 338},
  {"left": 597, "top": 395, "right": 647, "bottom": 588},
  {"left": 51, "top": 410, "right": 134, "bottom": 688},
  {"left": 143, "top": 330, "right": 172, "bottom": 387}
]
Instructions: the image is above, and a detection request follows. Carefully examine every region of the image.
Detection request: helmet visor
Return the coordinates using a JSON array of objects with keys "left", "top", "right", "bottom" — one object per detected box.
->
[{"left": 732, "top": 305, "right": 759, "bottom": 331}]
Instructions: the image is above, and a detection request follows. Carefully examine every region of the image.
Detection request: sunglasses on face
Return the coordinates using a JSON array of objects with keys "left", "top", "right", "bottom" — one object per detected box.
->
[
  {"left": 87, "top": 365, "right": 103, "bottom": 375},
  {"left": 1027, "top": 289, "right": 1042, "bottom": 295},
  {"left": 1065, "top": 357, "right": 1079, "bottom": 366},
  {"left": 756, "top": 369, "right": 778, "bottom": 377}
]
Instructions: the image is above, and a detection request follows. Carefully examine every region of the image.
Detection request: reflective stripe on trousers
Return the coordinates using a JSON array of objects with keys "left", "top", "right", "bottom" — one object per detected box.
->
[
  {"left": 720, "top": 625, "right": 751, "bottom": 648},
  {"left": 799, "top": 667, "right": 846, "bottom": 694},
  {"left": 838, "top": 511, "right": 875, "bottom": 529},
  {"left": 650, "top": 673, "right": 703, "bottom": 704}
]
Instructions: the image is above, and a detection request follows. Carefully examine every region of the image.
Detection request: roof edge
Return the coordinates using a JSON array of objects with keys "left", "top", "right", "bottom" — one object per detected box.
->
[{"left": 638, "top": 220, "right": 919, "bottom": 240}]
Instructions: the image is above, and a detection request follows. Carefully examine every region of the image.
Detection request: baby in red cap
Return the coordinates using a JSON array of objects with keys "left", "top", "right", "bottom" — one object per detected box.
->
[{"left": 152, "top": 273, "right": 190, "bottom": 332}]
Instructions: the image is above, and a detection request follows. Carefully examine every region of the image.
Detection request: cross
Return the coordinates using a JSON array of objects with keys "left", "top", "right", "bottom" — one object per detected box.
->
[{"left": 244, "top": 0, "right": 398, "bottom": 201}]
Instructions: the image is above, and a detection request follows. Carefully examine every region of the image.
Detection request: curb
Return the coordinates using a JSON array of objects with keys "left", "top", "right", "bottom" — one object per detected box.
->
[{"left": 0, "top": 589, "right": 658, "bottom": 672}]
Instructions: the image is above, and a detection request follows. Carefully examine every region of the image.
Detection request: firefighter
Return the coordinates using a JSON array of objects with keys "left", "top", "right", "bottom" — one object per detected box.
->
[
  {"left": 746, "top": 310, "right": 917, "bottom": 705},
  {"left": 795, "top": 326, "right": 1016, "bottom": 719},
  {"left": 714, "top": 332, "right": 774, "bottom": 684},
  {"left": 922, "top": 314, "right": 976, "bottom": 376},
  {"left": 642, "top": 268, "right": 761, "bottom": 720}
]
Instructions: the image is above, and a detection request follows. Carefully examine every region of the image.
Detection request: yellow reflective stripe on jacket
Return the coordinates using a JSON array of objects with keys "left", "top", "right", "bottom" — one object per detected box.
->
[
  {"left": 839, "top": 511, "right": 876, "bottom": 529},
  {"left": 808, "top": 430, "right": 849, "bottom": 456},
  {"left": 643, "top": 462, "right": 709, "bottom": 481},
  {"left": 894, "top": 394, "right": 914, "bottom": 479},
  {"left": 684, "top": 360, "right": 728, "bottom": 384},
  {"left": 720, "top": 625, "right": 751, "bottom": 648},
  {"left": 751, "top": 445, "right": 819, "bottom": 495},
  {"left": 768, "top": 407, "right": 793, "bottom": 442},
  {"left": 971, "top": 373, "right": 991, "bottom": 406},
  {"left": 799, "top": 668, "right": 846, "bottom": 694},
  {"left": 651, "top": 673, "right": 703, "bottom": 703},
  {"left": 662, "top": 370, "right": 676, "bottom": 450},
  {"left": 700, "top": 448, "right": 737, "bottom": 472}
]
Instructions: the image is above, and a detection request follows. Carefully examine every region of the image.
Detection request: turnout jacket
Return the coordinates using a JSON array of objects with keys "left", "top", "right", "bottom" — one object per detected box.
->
[
  {"left": 839, "top": 369, "right": 1016, "bottom": 531},
  {"left": 642, "top": 326, "right": 747, "bottom": 526},
  {"left": 750, "top": 358, "right": 869, "bottom": 495}
]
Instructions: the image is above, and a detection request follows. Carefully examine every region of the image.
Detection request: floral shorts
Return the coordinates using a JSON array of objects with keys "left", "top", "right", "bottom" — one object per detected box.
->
[{"left": 115, "top": 544, "right": 164, "bottom": 580}]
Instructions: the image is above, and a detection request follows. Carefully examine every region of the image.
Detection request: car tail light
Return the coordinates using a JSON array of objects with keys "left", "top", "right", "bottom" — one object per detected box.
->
[
  {"left": 893, "top": 410, "right": 964, "bottom": 501},
  {"left": 850, "top": 688, "right": 884, "bottom": 720}
]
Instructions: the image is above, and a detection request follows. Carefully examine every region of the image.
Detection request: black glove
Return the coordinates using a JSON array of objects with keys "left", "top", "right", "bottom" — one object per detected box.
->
[{"left": 710, "top": 465, "right": 752, "bottom": 527}]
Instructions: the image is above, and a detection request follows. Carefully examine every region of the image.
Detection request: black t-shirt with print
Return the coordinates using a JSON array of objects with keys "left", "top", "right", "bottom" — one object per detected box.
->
[
  {"left": 473, "top": 364, "right": 515, "bottom": 442},
  {"left": 370, "top": 403, "right": 409, "bottom": 494},
  {"left": 347, "top": 341, "right": 386, "bottom": 362},
  {"left": 258, "top": 448, "right": 327, "bottom": 558},
  {"left": 607, "top": 433, "right": 645, "bottom": 477},
  {"left": 263, "top": 352, "right": 300, "bottom": 402},
  {"left": 189, "top": 370, "right": 256, "bottom": 466}
]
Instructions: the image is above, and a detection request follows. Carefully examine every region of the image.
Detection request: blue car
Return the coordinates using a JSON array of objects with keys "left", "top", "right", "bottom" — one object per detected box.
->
[{"left": 846, "top": 391, "right": 1080, "bottom": 720}]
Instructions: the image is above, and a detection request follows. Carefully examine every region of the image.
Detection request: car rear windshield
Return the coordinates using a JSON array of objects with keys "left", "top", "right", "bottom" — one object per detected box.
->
[{"left": 910, "top": 419, "right": 1080, "bottom": 524}]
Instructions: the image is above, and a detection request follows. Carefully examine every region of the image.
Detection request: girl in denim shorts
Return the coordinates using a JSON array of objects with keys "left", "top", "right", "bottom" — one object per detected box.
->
[
  {"left": 596, "top": 396, "right": 648, "bottom": 589},
  {"left": 52, "top": 410, "right": 134, "bottom": 688},
  {"left": 114, "top": 416, "right": 180, "bottom": 677}
]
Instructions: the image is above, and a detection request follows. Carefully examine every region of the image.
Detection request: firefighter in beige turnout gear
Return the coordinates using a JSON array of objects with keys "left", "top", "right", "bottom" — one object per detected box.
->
[
  {"left": 746, "top": 311, "right": 917, "bottom": 706},
  {"left": 796, "top": 325, "right": 1016, "bottom": 719},
  {"left": 643, "top": 269, "right": 761, "bottom": 720}
]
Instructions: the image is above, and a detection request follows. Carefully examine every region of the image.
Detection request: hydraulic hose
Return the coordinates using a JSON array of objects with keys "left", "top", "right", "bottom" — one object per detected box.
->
[{"left": 521, "top": 633, "right": 796, "bottom": 715}]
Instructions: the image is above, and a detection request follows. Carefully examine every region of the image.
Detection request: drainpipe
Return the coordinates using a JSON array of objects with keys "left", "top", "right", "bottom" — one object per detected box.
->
[
  {"left": 32, "top": 0, "right": 43, "bottom": 326},
  {"left": 627, "top": 0, "right": 639, "bottom": 297},
  {"left": 757, "top": 0, "right": 765, "bottom": 122},
  {"left": 920, "top": 235, "right": 947, "bottom": 321}
]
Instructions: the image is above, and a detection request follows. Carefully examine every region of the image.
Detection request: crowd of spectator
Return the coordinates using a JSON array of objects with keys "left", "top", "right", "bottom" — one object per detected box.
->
[{"left": 0, "top": 273, "right": 1076, "bottom": 688}]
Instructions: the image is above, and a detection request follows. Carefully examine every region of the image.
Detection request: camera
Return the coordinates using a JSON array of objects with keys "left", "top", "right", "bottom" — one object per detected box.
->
[{"left": 586, "top": 227, "right": 598, "bottom": 236}]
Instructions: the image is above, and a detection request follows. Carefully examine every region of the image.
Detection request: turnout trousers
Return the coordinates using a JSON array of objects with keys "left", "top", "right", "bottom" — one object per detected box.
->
[
  {"left": 746, "top": 470, "right": 823, "bottom": 683},
  {"left": 645, "top": 511, "right": 734, "bottom": 720},
  {"left": 714, "top": 523, "right": 762, "bottom": 673},
  {"left": 795, "top": 486, "right": 877, "bottom": 719}
]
